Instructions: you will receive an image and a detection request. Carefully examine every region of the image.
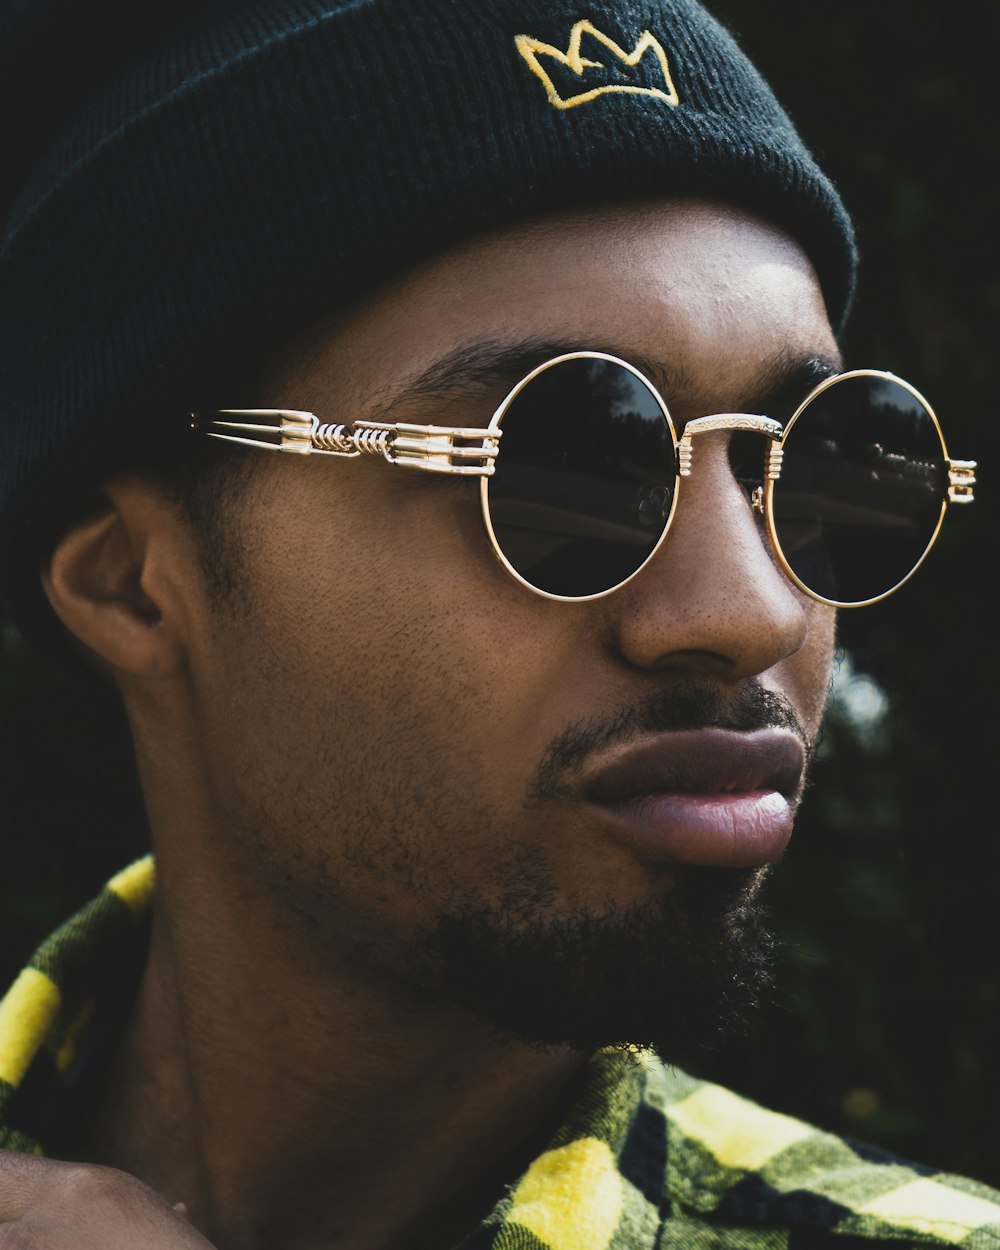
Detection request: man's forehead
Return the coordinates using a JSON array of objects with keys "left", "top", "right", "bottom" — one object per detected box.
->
[{"left": 265, "top": 200, "right": 841, "bottom": 422}]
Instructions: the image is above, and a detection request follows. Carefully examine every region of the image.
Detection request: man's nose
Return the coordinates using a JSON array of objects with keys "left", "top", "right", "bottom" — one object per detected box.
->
[{"left": 607, "top": 432, "right": 814, "bottom": 679}]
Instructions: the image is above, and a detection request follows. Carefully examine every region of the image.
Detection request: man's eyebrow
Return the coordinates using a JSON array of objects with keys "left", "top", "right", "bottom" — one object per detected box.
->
[
  {"left": 360, "top": 338, "right": 843, "bottom": 425},
  {"left": 744, "top": 351, "right": 844, "bottom": 421},
  {"left": 360, "top": 337, "right": 688, "bottom": 424}
]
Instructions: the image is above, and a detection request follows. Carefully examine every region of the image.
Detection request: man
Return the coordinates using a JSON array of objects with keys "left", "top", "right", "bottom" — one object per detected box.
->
[{"left": 0, "top": 1, "right": 996, "bottom": 1247}]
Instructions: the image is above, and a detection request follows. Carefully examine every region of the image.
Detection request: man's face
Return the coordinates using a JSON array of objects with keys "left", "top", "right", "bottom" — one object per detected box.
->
[{"left": 166, "top": 198, "right": 840, "bottom": 1059}]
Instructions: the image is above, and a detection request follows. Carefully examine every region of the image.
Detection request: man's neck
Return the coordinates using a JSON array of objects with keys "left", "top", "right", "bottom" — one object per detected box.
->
[{"left": 73, "top": 885, "right": 586, "bottom": 1250}]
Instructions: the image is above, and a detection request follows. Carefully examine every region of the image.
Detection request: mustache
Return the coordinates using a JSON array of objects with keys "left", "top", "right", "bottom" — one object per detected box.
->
[{"left": 532, "top": 681, "right": 812, "bottom": 801}]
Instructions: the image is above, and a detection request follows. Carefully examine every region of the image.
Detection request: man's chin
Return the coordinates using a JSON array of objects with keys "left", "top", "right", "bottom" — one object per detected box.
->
[{"left": 405, "top": 866, "right": 775, "bottom": 1066}]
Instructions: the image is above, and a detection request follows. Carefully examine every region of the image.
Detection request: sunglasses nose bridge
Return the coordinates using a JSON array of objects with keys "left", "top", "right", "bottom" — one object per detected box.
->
[
  {"left": 677, "top": 413, "right": 784, "bottom": 469},
  {"left": 677, "top": 413, "right": 783, "bottom": 509}
]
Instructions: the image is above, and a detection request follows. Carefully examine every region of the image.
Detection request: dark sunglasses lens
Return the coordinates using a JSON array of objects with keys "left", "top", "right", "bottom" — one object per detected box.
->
[
  {"left": 486, "top": 357, "right": 676, "bottom": 597},
  {"left": 771, "top": 374, "right": 947, "bottom": 605}
]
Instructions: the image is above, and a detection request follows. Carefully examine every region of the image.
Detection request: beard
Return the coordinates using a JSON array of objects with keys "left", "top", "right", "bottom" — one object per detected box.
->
[
  {"left": 231, "top": 672, "right": 797, "bottom": 1066},
  {"left": 400, "top": 862, "right": 775, "bottom": 1067},
  {"left": 393, "top": 681, "right": 802, "bottom": 1065}
]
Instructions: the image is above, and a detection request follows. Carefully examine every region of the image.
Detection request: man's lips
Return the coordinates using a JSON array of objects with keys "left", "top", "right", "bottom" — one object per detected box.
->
[{"left": 582, "top": 727, "right": 807, "bottom": 868}]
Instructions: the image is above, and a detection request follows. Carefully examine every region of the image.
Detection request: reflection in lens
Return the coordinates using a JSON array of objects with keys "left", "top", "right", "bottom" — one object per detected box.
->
[
  {"left": 486, "top": 356, "right": 676, "bottom": 598},
  {"left": 771, "top": 374, "right": 947, "bottom": 605}
]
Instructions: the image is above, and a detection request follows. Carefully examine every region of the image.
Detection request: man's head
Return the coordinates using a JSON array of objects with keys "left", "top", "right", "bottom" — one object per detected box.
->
[
  {"left": 1, "top": 1, "right": 859, "bottom": 1061},
  {"left": 36, "top": 196, "right": 840, "bottom": 1061},
  {"left": 0, "top": 0, "right": 857, "bottom": 649}
]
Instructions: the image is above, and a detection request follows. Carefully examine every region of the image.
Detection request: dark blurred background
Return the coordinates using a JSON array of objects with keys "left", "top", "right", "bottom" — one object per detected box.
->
[
  {"left": 702, "top": 0, "right": 999, "bottom": 1186},
  {"left": 2, "top": 0, "right": 997, "bottom": 1189}
]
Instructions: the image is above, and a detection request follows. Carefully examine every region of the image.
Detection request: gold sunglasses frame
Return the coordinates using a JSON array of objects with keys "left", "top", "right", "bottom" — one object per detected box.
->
[{"left": 191, "top": 350, "right": 976, "bottom": 609}]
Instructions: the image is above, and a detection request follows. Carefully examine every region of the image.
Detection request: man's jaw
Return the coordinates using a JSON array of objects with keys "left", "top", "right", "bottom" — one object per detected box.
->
[
  {"left": 408, "top": 864, "right": 776, "bottom": 1063},
  {"left": 398, "top": 682, "right": 810, "bottom": 1058}
]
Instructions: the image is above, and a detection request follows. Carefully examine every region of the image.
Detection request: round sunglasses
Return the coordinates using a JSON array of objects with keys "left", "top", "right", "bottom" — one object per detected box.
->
[{"left": 192, "top": 350, "right": 976, "bottom": 608}]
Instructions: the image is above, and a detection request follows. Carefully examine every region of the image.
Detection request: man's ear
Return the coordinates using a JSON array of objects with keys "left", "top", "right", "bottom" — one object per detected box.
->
[{"left": 40, "top": 479, "right": 189, "bottom": 680}]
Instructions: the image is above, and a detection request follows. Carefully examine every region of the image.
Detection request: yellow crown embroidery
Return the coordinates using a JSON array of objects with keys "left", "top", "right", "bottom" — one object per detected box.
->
[{"left": 515, "top": 20, "right": 680, "bottom": 110}]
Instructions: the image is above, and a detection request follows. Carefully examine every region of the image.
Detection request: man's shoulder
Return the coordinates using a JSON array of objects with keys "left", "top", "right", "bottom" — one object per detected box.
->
[{"left": 470, "top": 1052, "right": 1000, "bottom": 1249}]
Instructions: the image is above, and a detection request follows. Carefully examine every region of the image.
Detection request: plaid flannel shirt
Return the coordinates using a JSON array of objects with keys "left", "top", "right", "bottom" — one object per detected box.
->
[{"left": 2, "top": 856, "right": 999, "bottom": 1248}]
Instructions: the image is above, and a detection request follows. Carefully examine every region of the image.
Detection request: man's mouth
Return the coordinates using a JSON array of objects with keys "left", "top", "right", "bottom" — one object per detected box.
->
[{"left": 582, "top": 727, "right": 807, "bottom": 868}]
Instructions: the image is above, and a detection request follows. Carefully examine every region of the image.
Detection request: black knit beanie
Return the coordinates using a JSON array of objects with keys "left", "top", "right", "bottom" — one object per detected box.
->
[{"left": 0, "top": 0, "right": 857, "bottom": 653}]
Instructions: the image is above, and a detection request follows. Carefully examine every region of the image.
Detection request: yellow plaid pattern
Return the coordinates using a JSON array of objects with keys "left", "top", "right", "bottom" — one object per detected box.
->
[{"left": 2, "top": 857, "right": 1000, "bottom": 1248}]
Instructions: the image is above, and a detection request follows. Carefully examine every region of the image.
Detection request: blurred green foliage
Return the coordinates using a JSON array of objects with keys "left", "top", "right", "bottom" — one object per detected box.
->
[{"left": 1, "top": 0, "right": 997, "bottom": 1189}]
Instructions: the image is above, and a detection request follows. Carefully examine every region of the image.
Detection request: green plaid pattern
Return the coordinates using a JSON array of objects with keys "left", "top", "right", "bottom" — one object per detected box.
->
[
  {"left": 3, "top": 858, "right": 1000, "bottom": 1248},
  {"left": 0, "top": 856, "right": 154, "bottom": 1155}
]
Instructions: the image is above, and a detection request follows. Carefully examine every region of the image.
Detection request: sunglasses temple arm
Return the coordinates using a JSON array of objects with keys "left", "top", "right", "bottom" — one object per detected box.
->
[{"left": 191, "top": 410, "right": 501, "bottom": 475}]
